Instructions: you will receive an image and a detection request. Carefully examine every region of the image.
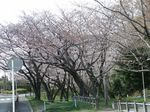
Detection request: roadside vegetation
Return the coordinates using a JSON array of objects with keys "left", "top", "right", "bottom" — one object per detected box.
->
[
  {"left": 0, "top": 0, "right": 150, "bottom": 111},
  {"left": 0, "top": 88, "right": 28, "bottom": 94},
  {"left": 28, "top": 98, "right": 94, "bottom": 112},
  {"left": 27, "top": 93, "right": 114, "bottom": 112},
  {"left": 28, "top": 94, "right": 150, "bottom": 112}
]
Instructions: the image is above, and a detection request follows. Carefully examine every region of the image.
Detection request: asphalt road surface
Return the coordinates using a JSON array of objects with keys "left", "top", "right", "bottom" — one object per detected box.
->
[
  {"left": 0, "top": 95, "right": 12, "bottom": 112},
  {"left": 0, "top": 94, "right": 32, "bottom": 112}
]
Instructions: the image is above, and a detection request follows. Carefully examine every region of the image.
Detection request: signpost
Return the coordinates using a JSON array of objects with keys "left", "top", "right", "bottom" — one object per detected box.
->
[{"left": 7, "top": 57, "right": 23, "bottom": 112}]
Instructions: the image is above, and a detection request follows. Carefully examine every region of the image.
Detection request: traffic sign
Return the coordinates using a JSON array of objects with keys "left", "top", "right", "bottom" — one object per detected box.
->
[{"left": 7, "top": 57, "right": 23, "bottom": 71}]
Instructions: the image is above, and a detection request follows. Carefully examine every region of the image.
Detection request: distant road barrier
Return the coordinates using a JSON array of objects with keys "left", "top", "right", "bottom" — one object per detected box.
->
[
  {"left": 73, "top": 96, "right": 99, "bottom": 110},
  {"left": 112, "top": 101, "right": 150, "bottom": 112}
]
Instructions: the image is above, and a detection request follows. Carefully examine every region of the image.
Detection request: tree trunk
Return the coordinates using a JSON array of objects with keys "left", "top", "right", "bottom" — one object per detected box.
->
[
  {"left": 66, "top": 74, "right": 70, "bottom": 101},
  {"left": 71, "top": 72, "right": 89, "bottom": 96},
  {"left": 33, "top": 80, "right": 41, "bottom": 100},
  {"left": 66, "top": 70, "right": 88, "bottom": 96},
  {"left": 86, "top": 69, "right": 99, "bottom": 97},
  {"left": 34, "top": 86, "right": 41, "bottom": 100},
  {"left": 42, "top": 81, "right": 53, "bottom": 102},
  {"left": 70, "top": 78, "right": 79, "bottom": 96},
  {"left": 103, "top": 76, "right": 109, "bottom": 106},
  {"left": 60, "top": 73, "right": 66, "bottom": 101}
]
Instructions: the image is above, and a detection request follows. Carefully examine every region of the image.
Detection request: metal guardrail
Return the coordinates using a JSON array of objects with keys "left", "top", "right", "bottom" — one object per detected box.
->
[
  {"left": 112, "top": 101, "right": 150, "bottom": 112},
  {"left": 73, "top": 96, "right": 99, "bottom": 110}
]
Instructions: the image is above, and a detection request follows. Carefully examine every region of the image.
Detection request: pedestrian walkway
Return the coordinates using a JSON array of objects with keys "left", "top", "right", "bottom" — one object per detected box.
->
[
  {"left": 99, "top": 110, "right": 115, "bottom": 112},
  {"left": 99, "top": 108, "right": 115, "bottom": 112},
  {"left": 15, "top": 95, "right": 33, "bottom": 112}
]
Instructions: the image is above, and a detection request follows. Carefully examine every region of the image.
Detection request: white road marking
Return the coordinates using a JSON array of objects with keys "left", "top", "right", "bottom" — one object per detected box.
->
[
  {"left": 0, "top": 98, "right": 11, "bottom": 101},
  {"left": 6, "top": 98, "right": 11, "bottom": 100}
]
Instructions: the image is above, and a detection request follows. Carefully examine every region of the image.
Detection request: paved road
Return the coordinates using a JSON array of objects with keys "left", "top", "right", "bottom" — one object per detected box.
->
[
  {"left": 16, "top": 95, "right": 32, "bottom": 112},
  {"left": 0, "top": 94, "right": 32, "bottom": 112},
  {"left": 0, "top": 95, "right": 12, "bottom": 112}
]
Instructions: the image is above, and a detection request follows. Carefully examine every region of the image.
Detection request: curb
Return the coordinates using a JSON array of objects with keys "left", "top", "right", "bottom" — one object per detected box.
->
[
  {"left": 24, "top": 96, "right": 33, "bottom": 112},
  {"left": 26, "top": 99, "right": 33, "bottom": 112}
]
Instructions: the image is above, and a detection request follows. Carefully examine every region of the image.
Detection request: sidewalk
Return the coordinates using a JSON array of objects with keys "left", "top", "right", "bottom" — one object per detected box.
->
[
  {"left": 15, "top": 95, "right": 33, "bottom": 112},
  {"left": 99, "top": 108, "right": 115, "bottom": 112}
]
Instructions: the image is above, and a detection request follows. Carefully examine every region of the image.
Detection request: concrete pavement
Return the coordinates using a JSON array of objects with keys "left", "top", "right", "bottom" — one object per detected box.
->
[{"left": 0, "top": 94, "right": 33, "bottom": 112}]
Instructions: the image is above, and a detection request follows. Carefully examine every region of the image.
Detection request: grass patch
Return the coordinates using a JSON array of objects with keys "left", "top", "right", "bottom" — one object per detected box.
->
[
  {"left": 27, "top": 96, "right": 98, "bottom": 112},
  {"left": 99, "top": 98, "right": 114, "bottom": 110},
  {"left": 46, "top": 101, "right": 94, "bottom": 112},
  {"left": 27, "top": 96, "right": 44, "bottom": 112}
]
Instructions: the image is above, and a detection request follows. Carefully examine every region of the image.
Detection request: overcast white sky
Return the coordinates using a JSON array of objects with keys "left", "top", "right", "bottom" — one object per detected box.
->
[{"left": 0, "top": 0, "right": 99, "bottom": 24}]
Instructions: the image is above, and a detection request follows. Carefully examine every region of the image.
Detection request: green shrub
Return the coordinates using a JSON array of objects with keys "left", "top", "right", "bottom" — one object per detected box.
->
[
  {"left": 1, "top": 88, "right": 28, "bottom": 94},
  {"left": 122, "top": 96, "right": 145, "bottom": 103},
  {"left": 1, "top": 90, "right": 12, "bottom": 94},
  {"left": 16, "top": 88, "right": 28, "bottom": 94}
]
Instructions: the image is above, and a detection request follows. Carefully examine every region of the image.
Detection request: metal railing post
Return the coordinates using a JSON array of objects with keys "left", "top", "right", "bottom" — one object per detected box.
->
[
  {"left": 126, "top": 102, "right": 129, "bottom": 112},
  {"left": 134, "top": 102, "right": 137, "bottom": 112}
]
